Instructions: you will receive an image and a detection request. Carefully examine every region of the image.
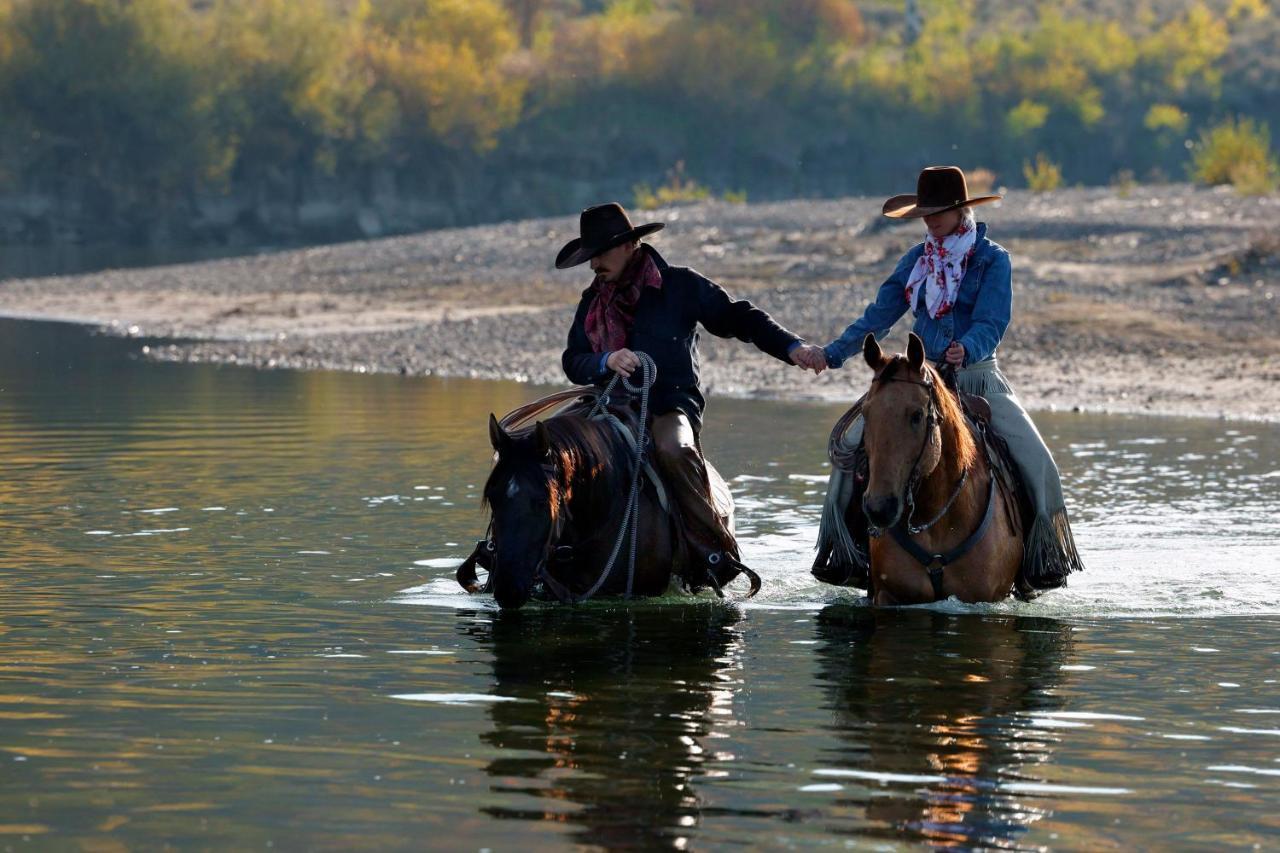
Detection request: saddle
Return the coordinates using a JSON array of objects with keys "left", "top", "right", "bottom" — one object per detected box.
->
[{"left": 813, "top": 391, "right": 1033, "bottom": 598}]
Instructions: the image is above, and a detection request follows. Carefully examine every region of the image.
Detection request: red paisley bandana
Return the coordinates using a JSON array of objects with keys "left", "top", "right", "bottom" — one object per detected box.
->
[{"left": 584, "top": 249, "right": 663, "bottom": 353}]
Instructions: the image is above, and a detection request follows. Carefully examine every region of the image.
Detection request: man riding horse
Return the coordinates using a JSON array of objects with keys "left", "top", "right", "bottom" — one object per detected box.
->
[{"left": 557, "top": 203, "right": 825, "bottom": 590}]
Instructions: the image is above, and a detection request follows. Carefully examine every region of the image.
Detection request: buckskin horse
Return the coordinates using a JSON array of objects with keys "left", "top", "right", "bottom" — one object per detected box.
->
[
  {"left": 836, "top": 333, "right": 1025, "bottom": 605},
  {"left": 456, "top": 376, "right": 760, "bottom": 610}
]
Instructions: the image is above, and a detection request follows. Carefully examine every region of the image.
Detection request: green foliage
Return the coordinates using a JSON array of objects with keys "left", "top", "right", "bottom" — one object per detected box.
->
[
  {"left": 0, "top": 0, "right": 213, "bottom": 196},
  {"left": 1007, "top": 100, "right": 1050, "bottom": 136},
  {"left": 1190, "top": 116, "right": 1279, "bottom": 195},
  {"left": 1227, "top": 0, "right": 1269, "bottom": 21},
  {"left": 1138, "top": 3, "right": 1229, "bottom": 94},
  {"left": 1023, "top": 153, "right": 1063, "bottom": 192},
  {"left": 1145, "top": 103, "right": 1189, "bottom": 135},
  {"left": 0, "top": 0, "right": 1271, "bottom": 237},
  {"left": 362, "top": 0, "right": 526, "bottom": 150},
  {"left": 976, "top": 8, "right": 1136, "bottom": 127},
  {"left": 205, "top": 0, "right": 374, "bottom": 176}
]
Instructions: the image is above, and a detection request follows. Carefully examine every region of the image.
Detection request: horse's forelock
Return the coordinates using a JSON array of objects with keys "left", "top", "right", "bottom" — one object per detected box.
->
[
  {"left": 866, "top": 355, "right": 905, "bottom": 396},
  {"left": 482, "top": 440, "right": 542, "bottom": 510}
]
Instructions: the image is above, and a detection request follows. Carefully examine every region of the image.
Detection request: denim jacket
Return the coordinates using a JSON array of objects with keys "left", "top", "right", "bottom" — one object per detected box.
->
[{"left": 822, "top": 222, "right": 1012, "bottom": 368}]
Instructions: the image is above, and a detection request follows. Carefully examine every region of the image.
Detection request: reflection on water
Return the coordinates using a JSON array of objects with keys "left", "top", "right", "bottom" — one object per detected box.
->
[
  {"left": 0, "top": 318, "right": 1278, "bottom": 848},
  {"left": 463, "top": 605, "right": 741, "bottom": 847},
  {"left": 812, "top": 609, "right": 1070, "bottom": 848}
]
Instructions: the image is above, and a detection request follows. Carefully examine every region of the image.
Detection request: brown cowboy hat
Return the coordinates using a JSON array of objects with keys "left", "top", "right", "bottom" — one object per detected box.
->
[
  {"left": 882, "top": 165, "right": 1002, "bottom": 219},
  {"left": 555, "top": 203, "right": 664, "bottom": 269}
]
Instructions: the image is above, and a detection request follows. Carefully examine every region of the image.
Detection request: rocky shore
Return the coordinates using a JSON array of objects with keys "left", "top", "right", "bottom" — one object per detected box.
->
[{"left": 2, "top": 184, "right": 1277, "bottom": 421}]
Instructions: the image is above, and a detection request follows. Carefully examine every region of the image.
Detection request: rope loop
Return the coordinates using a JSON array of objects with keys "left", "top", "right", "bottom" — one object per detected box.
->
[{"left": 571, "top": 352, "right": 657, "bottom": 602}]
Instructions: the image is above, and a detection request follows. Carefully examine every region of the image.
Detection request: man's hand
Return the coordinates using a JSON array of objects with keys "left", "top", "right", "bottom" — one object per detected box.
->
[
  {"left": 790, "top": 343, "right": 827, "bottom": 375},
  {"left": 944, "top": 341, "right": 966, "bottom": 367},
  {"left": 607, "top": 348, "right": 640, "bottom": 378}
]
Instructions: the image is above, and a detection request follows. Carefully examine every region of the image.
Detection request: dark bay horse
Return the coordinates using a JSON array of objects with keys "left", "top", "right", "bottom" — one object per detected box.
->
[
  {"left": 857, "top": 333, "right": 1023, "bottom": 605},
  {"left": 461, "top": 404, "right": 681, "bottom": 610}
]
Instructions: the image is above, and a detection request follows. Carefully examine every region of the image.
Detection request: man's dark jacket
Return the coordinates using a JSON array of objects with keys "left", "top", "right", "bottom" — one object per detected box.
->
[{"left": 562, "top": 244, "right": 801, "bottom": 432}]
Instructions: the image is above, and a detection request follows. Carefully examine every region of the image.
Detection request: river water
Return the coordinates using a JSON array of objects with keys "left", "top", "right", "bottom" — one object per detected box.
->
[{"left": 0, "top": 318, "right": 1277, "bottom": 849}]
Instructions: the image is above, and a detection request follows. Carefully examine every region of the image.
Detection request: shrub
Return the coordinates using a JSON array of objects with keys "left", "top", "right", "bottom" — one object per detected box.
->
[
  {"left": 1111, "top": 169, "right": 1137, "bottom": 198},
  {"left": 633, "top": 162, "right": 711, "bottom": 208},
  {"left": 1144, "top": 103, "right": 1189, "bottom": 135},
  {"left": 966, "top": 168, "right": 998, "bottom": 194},
  {"left": 1190, "top": 116, "right": 1278, "bottom": 195},
  {"left": 1023, "top": 153, "right": 1062, "bottom": 192}
]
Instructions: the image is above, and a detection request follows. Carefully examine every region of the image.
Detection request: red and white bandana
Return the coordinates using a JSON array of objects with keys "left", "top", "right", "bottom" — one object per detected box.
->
[{"left": 903, "top": 211, "right": 977, "bottom": 319}]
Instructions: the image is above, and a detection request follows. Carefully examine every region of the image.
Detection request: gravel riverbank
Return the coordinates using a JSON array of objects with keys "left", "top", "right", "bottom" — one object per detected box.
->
[{"left": 3, "top": 184, "right": 1277, "bottom": 421}]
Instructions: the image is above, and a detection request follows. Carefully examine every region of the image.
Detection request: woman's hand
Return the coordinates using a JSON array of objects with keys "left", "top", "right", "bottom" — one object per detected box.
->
[{"left": 944, "top": 341, "right": 966, "bottom": 367}]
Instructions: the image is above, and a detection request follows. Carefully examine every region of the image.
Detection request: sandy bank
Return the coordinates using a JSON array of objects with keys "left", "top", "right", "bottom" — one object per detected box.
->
[{"left": 2, "top": 184, "right": 1277, "bottom": 421}]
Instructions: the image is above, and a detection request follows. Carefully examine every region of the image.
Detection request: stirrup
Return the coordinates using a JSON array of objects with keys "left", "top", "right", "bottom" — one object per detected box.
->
[
  {"left": 811, "top": 556, "right": 869, "bottom": 589},
  {"left": 456, "top": 539, "right": 495, "bottom": 594},
  {"left": 702, "top": 552, "right": 761, "bottom": 599}
]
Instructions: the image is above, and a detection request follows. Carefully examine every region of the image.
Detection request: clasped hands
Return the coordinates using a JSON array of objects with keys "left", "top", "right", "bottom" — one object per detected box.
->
[{"left": 790, "top": 343, "right": 827, "bottom": 375}]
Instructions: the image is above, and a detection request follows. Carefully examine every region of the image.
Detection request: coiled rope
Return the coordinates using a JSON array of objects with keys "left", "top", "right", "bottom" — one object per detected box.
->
[{"left": 571, "top": 352, "right": 657, "bottom": 601}]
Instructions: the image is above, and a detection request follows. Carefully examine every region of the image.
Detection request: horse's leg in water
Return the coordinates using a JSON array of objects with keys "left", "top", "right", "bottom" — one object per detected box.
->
[{"left": 631, "top": 489, "right": 676, "bottom": 596}]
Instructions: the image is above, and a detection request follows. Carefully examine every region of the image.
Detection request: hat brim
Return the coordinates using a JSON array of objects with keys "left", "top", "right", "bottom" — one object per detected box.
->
[
  {"left": 881, "top": 194, "right": 1002, "bottom": 220},
  {"left": 555, "top": 222, "right": 665, "bottom": 269}
]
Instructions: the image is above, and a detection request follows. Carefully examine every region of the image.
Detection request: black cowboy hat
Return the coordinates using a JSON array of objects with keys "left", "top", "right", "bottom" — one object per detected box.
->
[
  {"left": 554, "top": 203, "right": 664, "bottom": 269},
  {"left": 882, "top": 165, "right": 1002, "bottom": 219}
]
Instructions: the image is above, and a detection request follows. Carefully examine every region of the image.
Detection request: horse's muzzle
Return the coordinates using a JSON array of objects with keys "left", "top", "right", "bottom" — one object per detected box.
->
[
  {"left": 493, "top": 584, "right": 533, "bottom": 610},
  {"left": 491, "top": 562, "right": 537, "bottom": 610},
  {"left": 863, "top": 494, "right": 902, "bottom": 530}
]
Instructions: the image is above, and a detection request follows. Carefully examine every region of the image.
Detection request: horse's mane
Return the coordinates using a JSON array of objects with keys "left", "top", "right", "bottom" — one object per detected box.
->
[
  {"left": 876, "top": 356, "right": 977, "bottom": 472},
  {"left": 482, "top": 413, "right": 626, "bottom": 529},
  {"left": 540, "top": 415, "right": 624, "bottom": 490}
]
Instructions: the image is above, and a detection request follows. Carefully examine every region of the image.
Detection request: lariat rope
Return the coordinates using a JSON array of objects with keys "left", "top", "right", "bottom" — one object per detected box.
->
[{"left": 561, "top": 352, "right": 657, "bottom": 602}]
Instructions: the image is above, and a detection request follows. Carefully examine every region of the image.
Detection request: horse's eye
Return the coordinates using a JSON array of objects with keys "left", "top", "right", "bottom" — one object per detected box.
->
[{"left": 910, "top": 410, "right": 924, "bottom": 427}]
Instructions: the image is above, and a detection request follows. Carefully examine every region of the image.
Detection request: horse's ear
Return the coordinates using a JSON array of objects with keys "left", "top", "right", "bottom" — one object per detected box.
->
[
  {"left": 862, "top": 333, "right": 886, "bottom": 370},
  {"left": 488, "top": 413, "right": 508, "bottom": 452},
  {"left": 534, "top": 421, "right": 551, "bottom": 456},
  {"left": 907, "top": 333, "right": 926, "bottom": 372}
]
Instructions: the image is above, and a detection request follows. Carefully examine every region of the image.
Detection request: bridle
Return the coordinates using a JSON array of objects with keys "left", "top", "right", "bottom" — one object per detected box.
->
[
  {"left": 865, "top": 369, "right": 966, "bottom": 539},
  {"left": 864, "top": 364, "right": 997, "bottom": 600},
  {"left": 459, "top": 440, "right": 617, "bottom": 604}
]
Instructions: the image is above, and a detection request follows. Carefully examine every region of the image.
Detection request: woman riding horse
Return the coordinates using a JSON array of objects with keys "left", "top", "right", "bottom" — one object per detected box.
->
[{"left": 810, "top": 166, "right": 1084, "bottom": 597}]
